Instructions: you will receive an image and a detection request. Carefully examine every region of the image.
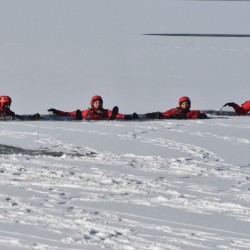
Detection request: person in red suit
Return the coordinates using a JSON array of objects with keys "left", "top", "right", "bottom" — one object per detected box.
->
[
  {"left": 0, "top": 96, "right": 15, "bottom": 117},
  {"left": 0, "top": 95, "right": 40, "bottom": 120},
  {"left": 223, "top": 100, "right": 250, "bottom": 115},
  {"left": 144, "top": 96, "right": 207, "bottom": 119},
  {"left": 48, "top": 95, "right": 135, "bottom": 120}
]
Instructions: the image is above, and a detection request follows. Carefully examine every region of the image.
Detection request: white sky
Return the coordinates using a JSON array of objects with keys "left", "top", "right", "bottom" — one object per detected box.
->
[{"left": 1, "top": 0, "right": 250, "bottom": 114}]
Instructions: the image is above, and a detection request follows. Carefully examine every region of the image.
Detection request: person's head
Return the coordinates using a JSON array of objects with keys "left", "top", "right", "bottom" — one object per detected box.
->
[
  {"left": 90, "top": 95, "right": 103, "bottom": 110},
  {"left": 0, "top": 96, "right": 12, "bottom": 109},
  {"left": 178, "top": 96, "right": 191, "bottom": 111}
]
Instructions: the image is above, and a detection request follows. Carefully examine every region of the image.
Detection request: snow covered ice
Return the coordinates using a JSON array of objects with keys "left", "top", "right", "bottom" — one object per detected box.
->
[
  {"left": 0, "top": 116, "right": 250, "bottom": 249},
  {"left": 1, "top": 0, "right": 250, "bottom": 249}
]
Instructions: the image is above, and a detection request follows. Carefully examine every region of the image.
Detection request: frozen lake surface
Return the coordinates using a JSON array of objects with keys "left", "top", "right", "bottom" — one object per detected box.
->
[{"left": 1, "top": 116, "right": 250, "bottom": 249}]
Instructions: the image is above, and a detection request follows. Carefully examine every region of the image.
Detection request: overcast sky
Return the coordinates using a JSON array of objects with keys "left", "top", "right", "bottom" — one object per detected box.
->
[{"left": 1, "top": 0, "right": 250, "bottom": 114}]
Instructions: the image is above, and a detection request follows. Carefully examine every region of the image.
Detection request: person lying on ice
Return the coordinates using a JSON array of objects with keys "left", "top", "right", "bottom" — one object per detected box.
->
[
  {"left": 144, "top": 96, "right": 207, "bottom": 119},
  {"left": 222, "top": 100, "right": 250, "bottom": 115},
  {"left": 0, "top": 96, "right": 40, "bottom": 120},
  {"left": 48, "top": 95, "right": 137, "bottom": 120}
]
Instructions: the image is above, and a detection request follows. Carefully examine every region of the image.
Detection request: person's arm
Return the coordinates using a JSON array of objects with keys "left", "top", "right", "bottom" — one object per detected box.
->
[
  {"left": 115, "top": 113, "right": 125, "bottom": 119},
  {"left": 15, "top": 113, "right": 40, "bottom": 120},
  {"left": 122, "top": 113, "right": 139, "bottom": 120},
  {"left": 223, "top": 103, "right": 247, "bottom": 115},
  {"left": 106, "top": 107, "right": 124, "bottom": 120},
  {"left": 144, "top": 109, "right": 182, "bottom": 119},
  {"left": 48, "top": 108, "right": 77, "bottom": 117},
  {"left": 102, "top": 107, "right": 123, "bottom": 120},
  {"left": 144, "top": 111, "right": 164, "bottom": 119}
]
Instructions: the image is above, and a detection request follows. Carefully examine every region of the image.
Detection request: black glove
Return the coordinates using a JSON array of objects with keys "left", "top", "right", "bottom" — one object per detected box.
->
[
  {"left": 76, "top": 109, "right": 82, "bottom": 120},
  {"left": 48, "top": 108, "right": 59, "bottom": 114},
  {"left": 223, "top": 102, "right": 234, "bottom": 107},
  {"left": 110, "top": 106, "right": 119, "bottom": 120}
]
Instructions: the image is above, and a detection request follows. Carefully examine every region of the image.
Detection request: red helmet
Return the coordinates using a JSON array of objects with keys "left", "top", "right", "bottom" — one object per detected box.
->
[
  {"left": 178, "top": 96, "right": 191, "bottom": 107},
  {"left": 0, "top": 96, "right": 12, "bottom": 108},
  {"left": 90, "top": 95, "right": 103, "bottom": 108}
]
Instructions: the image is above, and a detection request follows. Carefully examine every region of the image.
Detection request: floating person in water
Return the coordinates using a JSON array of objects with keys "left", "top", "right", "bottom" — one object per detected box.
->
[
  {"left": 48, "top": 95, "right": 137, "bottom": 120},
  {"left": 143, "top": 96, "right": 207, "bottom": 119},
  {"left": 0, "top": 95, "right": 40, "bottom": 120}
]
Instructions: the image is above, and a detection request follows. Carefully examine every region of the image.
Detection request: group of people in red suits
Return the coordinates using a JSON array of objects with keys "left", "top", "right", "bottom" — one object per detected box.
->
[{"left": 1, "top": 95, "right": 250, "bottom": 120}]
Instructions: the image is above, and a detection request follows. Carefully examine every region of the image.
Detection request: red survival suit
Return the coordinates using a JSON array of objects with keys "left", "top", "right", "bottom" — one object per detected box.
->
[
  {"left": 0, "top": 96, "right": 15, "bottom": 117},
  {"left": 48, "top": 95, "right": 126, "bottom": 120},
  {"left": 224, "top": 100, "right": 250, "bottom": 115},
  {"left": 145, "top": 96, "right": 207, "bottom": 119}
]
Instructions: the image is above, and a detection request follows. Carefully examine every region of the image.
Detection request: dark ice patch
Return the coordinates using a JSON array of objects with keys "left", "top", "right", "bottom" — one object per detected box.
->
[{"left": 0, "top": 144, "right": 96, "bottom": 157}]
